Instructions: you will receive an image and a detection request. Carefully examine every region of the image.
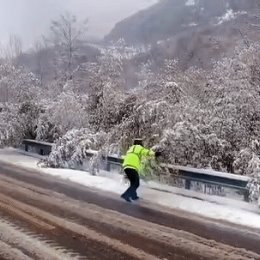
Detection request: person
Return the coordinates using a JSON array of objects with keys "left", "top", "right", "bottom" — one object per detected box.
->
[{"left": 121, "top": 139, "right": 161, "bottom": 202}]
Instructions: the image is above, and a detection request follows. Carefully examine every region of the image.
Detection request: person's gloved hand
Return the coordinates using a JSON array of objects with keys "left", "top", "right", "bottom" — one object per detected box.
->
[{"left": 155, "top": 151, "right": 162, "bottom": 158}]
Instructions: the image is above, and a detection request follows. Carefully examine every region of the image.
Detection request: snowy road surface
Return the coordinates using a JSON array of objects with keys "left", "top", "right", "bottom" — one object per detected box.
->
[
  {"left": 0, "top": 161, "right": 260, "bottom": 259},
  {"left": 0, "top": 148, "right": 260, "bottom": 229}
]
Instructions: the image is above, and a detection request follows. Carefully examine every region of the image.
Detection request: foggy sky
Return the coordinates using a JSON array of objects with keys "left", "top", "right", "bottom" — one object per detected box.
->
[{"left": 0, "top": 0, "right": 157, "bottom": 48}]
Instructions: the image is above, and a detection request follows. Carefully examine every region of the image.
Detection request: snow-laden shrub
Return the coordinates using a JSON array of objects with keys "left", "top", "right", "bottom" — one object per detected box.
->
[
  {"left": 248, "top": 178, "right": 260, "bottom": 203},
  {"left": 87, "top": 80, "right": 138, "bottom": 133},
  {"left": 35, "top": 113, "right": 61, "bottom": 142},
  {"left": 139, "top": 157, "right": 162, "bottom": 180},
  {"left": 0, "top": 105, "right": 21, "bottom": 147},
  {"left": 0, "top": 64, "right": 41, "bottom": 103},
  {"left": 103, "top": 97, "right": 173, "bottom": 157},
  {"left": 46, "top": 91, "right": 89, "bottom": 134},
  {"left": 0, "top": 101, "right": 41, "bottom": 147},
  {"left": 44, "top": 128, "right": 106, "bottom": 172},
  {"left": 155, "top": 122, "right": 232, "bottom": 170},
  {"left": 0, "top": 63, "right": 43, "bottom": 147},
  {"left": 234, "top": 142, "right": 260, "bottom": 203},
  {"left": 246, "top": 154, "right": 260, "bottom": 203}
]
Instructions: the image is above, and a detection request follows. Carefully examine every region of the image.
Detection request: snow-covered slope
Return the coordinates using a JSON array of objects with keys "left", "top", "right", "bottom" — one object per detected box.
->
[
  {"left": 106, "top": 0, "right": 260, "bottom": 68},
  {"left": 107, "top": 0, "right": 259, "bottom": 44}
]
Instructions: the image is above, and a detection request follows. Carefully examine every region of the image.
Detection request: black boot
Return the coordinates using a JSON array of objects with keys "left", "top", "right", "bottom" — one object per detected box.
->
[
  {"left": 121, "top": 194, "right": 131, "bottom": 202},
  {"left": 131, "top": 196, "right": 139, "bottom": 201}
]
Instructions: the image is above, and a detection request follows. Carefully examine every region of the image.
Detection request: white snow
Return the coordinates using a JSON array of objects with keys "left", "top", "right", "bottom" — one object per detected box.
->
[
  {"left": 168, "top": 164, "right": 251, "bottom": 182},
  {"left": 1, "top": 148, "right": 260, "bottom": 229},
  {"left": 185, "top": 0, "right": 195, "bottom": 7},
  {"left": 188, "top": 23, "right": 198, "bottom": 27},
  {"left": 157, "top": 40, "right": 164, "bottom": 45},
  {"left": 217, "top": 9, "right": 247, "bottom": 25},
  {"left": 217, "top": 9, "right": 235, "bottom": 25}
]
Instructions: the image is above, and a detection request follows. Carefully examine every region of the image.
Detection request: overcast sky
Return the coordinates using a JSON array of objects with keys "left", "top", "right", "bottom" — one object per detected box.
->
[{"left": 0, "top": 0, "right": 157, "bottom": 48}]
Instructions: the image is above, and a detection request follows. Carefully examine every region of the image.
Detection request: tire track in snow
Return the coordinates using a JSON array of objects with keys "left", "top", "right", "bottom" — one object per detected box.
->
[
  {"left": 0, "top": 218, "right": 81, "bottom": 260},
  {"left": 0, "top": 240, "right": 33, "bottom": 260},
  {"left": 0, "top": 193, "right": 159, "bottom": 260}
]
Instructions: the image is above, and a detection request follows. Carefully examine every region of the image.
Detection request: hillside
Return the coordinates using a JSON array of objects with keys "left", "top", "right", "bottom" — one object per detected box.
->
[{"left": 106, "top": 0, "right": 260, "bottom": 68}]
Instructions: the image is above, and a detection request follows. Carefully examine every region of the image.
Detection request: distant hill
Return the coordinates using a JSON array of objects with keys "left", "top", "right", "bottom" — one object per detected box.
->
[{"left": 106, "top": 0, "right": 260, "bottom": 68}]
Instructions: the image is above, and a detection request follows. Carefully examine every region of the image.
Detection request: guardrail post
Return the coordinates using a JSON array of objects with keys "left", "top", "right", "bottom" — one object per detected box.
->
[
  {"left": 105, "top": 161, "right": 111, "bottom": 172},
  {"left": 243, "top": 189, "right": 250, "bottom": 202},
  {"left": 185, "top": 179, "right": 191, "bottom": 190}
]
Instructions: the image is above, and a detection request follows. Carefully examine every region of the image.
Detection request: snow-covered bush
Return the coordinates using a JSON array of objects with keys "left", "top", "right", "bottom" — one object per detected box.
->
[
  {"left": 0, "top": 105, "right": 21, "bottom": 147},
  {"left": 0, "top": 101, "right": 41, "bottom": 147},
  {"left": 0, "top": 64, "right": 41, "bottom": 103},
  {"left": 246, "top": 155, "right": 260, "bottom": 203},
  {"left": 0, "top": 63, "right": 43, "bottom": 147},
  {"left": 46, "top": 90, "right": 89, "bottom": 134},
  {"left": 44, "top": 128, "right": 106, "bottom": 171},
  {"left": 89, "top": 82, "right": 136, "bottom": 131},
  {"left": 35, "top": 113, "right": 61, "bottom": 142}
]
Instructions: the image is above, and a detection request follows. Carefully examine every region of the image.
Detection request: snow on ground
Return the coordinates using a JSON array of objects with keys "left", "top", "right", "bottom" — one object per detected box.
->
[
  {"left": 185, "top": 0, "right": 195, "bottom": 7},
  {"left": 172, "top": 165, "right": 250, "bottom": 182},
  {"left": 0, "top": 148, "right": 260, "bottom": 229},
  {"left": 216, "top": 9, "right": 247, "bottom": 25}
]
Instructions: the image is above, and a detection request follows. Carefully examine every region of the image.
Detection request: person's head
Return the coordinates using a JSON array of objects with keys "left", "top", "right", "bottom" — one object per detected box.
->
[{"left": 133, "top": 138, "right": 143, "bottom": 146}]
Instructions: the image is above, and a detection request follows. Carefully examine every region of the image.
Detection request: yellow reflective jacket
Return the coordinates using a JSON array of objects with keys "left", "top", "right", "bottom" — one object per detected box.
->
[{"left": 123, "top": 145, "right": 155, "bottom": 173}]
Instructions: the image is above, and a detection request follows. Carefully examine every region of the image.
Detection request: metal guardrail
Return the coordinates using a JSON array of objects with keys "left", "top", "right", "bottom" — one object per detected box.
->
[
  {"left": 22, "top": 139, "right": 250, "bottom": 201},
  {"left": 23, "top": 139, "right": 53, "bottom": 156},
  {"left": 161, "top": 164, "right": 250, "bottom": 201}
]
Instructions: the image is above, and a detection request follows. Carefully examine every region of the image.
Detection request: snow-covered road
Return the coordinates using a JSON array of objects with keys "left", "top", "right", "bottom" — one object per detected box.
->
[
  {"left": 0, "top": 156, "right": 260, "bottom": 259},
  {"left": 0, "top": 148, "right": 260, "bottom": 230}
]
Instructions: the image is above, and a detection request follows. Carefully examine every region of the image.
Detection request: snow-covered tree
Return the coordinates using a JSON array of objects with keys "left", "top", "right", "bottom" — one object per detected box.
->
[
  {"left": 0, "top": 64, "right": 40, "bottom": 103},
  {"left": 46, "top": 89, "right": 89, "bottom": 134},
  {"left": 0, "top": 64, "right": 42, "bottom": 147}
]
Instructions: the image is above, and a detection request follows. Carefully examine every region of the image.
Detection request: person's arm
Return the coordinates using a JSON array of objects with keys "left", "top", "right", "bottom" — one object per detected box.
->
[
  {"left": 140, "top": 147, "right": 162, "bottom": 158},
  {"left": 140, "top": 147, "right": 155, "bottom": 157}
]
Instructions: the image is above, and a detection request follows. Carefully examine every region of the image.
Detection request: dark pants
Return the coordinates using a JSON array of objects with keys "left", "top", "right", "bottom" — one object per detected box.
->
[{"left": 122, "top": 168, "right": 140, "bottom": 199}]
